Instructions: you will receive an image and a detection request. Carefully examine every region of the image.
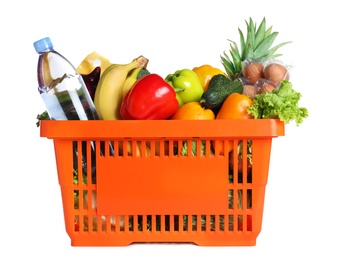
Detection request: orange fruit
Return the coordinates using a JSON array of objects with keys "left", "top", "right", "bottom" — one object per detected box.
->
[
  {"left": 216, "top": 93, "right": 254, "bottom": 120},
  {"left": 171, "top": 102, "right": 215, "bottom": 120}
]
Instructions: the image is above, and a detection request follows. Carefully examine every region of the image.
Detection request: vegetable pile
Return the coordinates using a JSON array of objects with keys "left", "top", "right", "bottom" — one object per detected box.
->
[{"left": 37, "top": 17, "right": 308, "bottom": 233}]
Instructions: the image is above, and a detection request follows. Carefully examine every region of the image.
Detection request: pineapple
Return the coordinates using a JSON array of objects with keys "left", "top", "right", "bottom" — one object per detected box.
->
[{"left": 221, "top": 17, "right": 292, "bottom": 80}]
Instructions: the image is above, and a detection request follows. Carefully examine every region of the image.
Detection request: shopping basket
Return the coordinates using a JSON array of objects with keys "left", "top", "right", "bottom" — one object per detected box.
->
[{"left": 40, "top": 119, "right": 284, "bottom": 246}]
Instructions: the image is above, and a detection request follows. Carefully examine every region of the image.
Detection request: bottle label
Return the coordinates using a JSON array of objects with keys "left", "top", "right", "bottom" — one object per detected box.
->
[{"left": 41, "top": 73, "right": 98, "bottom": 120}]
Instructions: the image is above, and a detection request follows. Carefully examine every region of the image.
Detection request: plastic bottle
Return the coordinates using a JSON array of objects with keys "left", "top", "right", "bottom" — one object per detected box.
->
[
  {"left": 34, "top": 37, "right": 105, "bottom": 182},
  {"left": 33, "top": 37, "right": 99, "bottom": 120}
]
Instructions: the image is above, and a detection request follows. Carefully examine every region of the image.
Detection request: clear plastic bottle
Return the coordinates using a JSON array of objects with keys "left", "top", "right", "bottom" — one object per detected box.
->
[{"left": 34, "top": 37, "right": 99, "bottom": 120}]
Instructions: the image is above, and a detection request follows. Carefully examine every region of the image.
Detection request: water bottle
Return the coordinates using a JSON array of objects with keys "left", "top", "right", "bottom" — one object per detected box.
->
[
  {"left": 34, "top": 37, "right": 105, "bottom": 183},
  {"left": 33, "top": 37, "right": 99, "bottom": 120}
]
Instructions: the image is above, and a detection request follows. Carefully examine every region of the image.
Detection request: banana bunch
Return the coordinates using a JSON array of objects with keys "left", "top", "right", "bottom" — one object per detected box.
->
[{"left": 94, "top": 56, "right": 149, "bottom": 120}]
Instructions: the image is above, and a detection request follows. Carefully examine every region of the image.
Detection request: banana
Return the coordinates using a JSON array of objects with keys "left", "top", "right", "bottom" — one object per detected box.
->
[
  {"left": 94, "top": 56, "right": 148, "bottom": 120},
  {"left": 93, "top": 63, "right": 121, "bottom": 119},
  {"left": 121, "top": 67, "right": 142, "bottom": 100}
]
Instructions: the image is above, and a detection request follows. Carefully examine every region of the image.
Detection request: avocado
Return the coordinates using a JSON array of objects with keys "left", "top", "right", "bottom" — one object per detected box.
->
[{"left": 200, "top": 74, "right": 243, "bottom": 109}]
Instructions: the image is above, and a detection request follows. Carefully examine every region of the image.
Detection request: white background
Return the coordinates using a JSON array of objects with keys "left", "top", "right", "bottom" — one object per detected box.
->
[{"left": 1, "top": 0, "right": 339, "bottom": 259}]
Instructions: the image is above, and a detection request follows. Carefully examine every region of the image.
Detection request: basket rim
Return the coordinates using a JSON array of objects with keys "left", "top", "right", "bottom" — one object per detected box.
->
[{"left": 40, "top": 119, "right": 285, "bottom": 139}]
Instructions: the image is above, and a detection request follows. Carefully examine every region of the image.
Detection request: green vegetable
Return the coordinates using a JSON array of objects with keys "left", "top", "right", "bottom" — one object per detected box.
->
[
  {"left": 200, "top": 74, "right": 243, "bottom": 109},
  {"left": 137, "top": 68, "right": 150, "bottom": 80},
  {"left": 180, "top": 140, "right": 210, "bottom": 156},
  {"left": 247, "top": 80, "right": 308, "bottom": 125},
  {"left": 36, "top": 111, "right": 50, "bottom": 127}
]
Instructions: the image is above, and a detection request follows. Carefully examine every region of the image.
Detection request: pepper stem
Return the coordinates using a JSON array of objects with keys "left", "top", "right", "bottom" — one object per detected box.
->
[{"left": 173, "top": 87, "right": 185, "bottom": 93}]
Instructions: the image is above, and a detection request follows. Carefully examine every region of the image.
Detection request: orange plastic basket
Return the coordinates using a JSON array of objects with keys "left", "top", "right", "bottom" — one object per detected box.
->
[{"left": 40, "top": 119, "right": 284, "bottom": 246}]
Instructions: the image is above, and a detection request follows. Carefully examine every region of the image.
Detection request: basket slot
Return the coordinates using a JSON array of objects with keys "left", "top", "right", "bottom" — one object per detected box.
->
[
  {"left": 72, "top": 141, "right": 97, "bottom": 184},
  {"left": 72, "top": 213, "right": 251, "bottom": 233},
  {"left": 98, "top": 139, "right": 218, "bottom": 158}
]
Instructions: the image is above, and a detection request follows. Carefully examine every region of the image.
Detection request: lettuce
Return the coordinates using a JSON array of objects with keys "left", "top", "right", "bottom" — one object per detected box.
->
[
  {"left": 247, "top": 80, "right": 308, "bottom": 126},
  {"left": 180, "top": 140, "right": 208, "bottom": 156}
]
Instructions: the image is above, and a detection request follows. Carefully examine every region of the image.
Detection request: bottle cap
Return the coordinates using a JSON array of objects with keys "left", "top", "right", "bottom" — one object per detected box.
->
[{"left": 34, "top": 37, "right": 53, "bottom": 53}]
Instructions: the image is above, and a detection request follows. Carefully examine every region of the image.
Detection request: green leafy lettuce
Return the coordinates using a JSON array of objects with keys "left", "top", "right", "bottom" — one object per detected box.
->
[
  {"left": 36, "top": 110, "right": 49, "bottom": 127},
  {"left": 181, "top": 140, "right": 208, "bottom": 156},
  {"left": 247, "top": 80, "right": 308, "bottom": 126}
]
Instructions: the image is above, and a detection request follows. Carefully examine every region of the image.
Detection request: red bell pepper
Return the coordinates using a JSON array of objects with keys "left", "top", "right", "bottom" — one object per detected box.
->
[{"left": 120, "top": 73, "right": 179, "bottom": 120}]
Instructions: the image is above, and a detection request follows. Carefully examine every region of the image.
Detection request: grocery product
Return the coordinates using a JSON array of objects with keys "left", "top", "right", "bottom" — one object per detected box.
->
[{"left": 34, "top": 37, "right": 99, "bottom": 120}]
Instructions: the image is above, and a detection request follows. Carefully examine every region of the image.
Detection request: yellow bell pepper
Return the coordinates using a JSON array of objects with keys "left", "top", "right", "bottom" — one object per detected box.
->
[
  {"left": 77, "top": 51, "right": 111, "bottom": 76},
  {"left": 192, "top": 64, "right": 226, "bottom": 91}
]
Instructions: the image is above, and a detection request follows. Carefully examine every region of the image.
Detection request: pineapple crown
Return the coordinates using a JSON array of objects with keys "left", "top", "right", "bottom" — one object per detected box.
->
[{"left": 221, "top": 17, "right": 292, "bottom": 80}]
